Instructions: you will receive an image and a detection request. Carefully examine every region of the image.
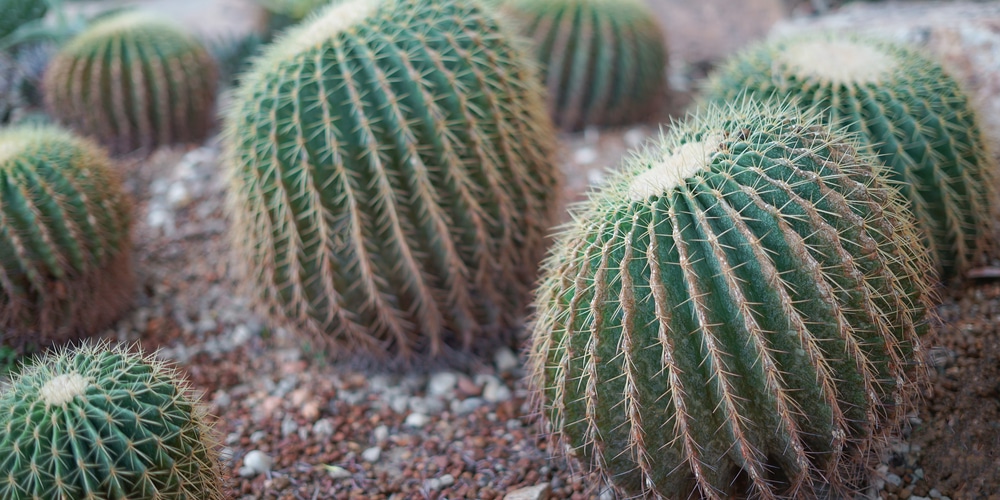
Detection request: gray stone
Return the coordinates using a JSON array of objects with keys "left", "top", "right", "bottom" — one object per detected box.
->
[
  {"left": 242, "top": 450, "right": 272, "bottom": 475},
  {"left": 281, "top": 416, "right": 298, "bottom": 437},
  {"left": 455, "top": 397, "right": 485, "bottom": 415},
  {"left": 249, "top": 430, "right": 267, "bottom": 443},
  {"left": 439, "top": 474, "right": 455, "bottom": 487},
  {"left": 503, "top": 483, "right": 550, "bottom": 500},
  {"left": 409, "top": 396, "right": 445, "bottom": 415},
  {"left": 427, "top": 372, "right": 458, "bottom": 397},
  {"left": 483, "top": 379, "right": 512, "bottom": 403},
  {"left": 405, "top": 412, "right": 430, "bottom": 428},
  {"left": 312, "top": 418, "right": 334, "bottom": 437},
  {"left": 326, "top": 465, "right": 351, "bottom": 480},
  {"left": 373, "top": 424, "right": 389, "bottom": 443},
  {"left": 493, "top": 347, "right": 520, "bottom": 373},
  {"left": 885, "top": 473, "right": 903, "bottom": 487},
  {"left": 361, "top": 446, "right": 381, "bottom": 463}
]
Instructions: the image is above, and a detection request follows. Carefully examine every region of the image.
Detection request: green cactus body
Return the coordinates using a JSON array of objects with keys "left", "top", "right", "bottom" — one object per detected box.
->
[
  {"left": 0, "top": 126, "right": 133, "bottom": 350},
  {"left": 704, "top": 35, "right": 998, "bottom": 279},
  {"left": 43, "top": 12, "right": 218, "bottom": 155},
  {"left": 501, "top": 0, "right": 668, "bottom": 131},
  {"left": 0, "top": 341, "right": 223, "bottom": 500},
  {"left": 0, "top": 0, "right": 48, "bottom": 40},
  {"left": 529, "top": 101, "right": 934, "bottom": 498},
  {"left": 225, "top": 0, "right": 562, "bottom": 365}
]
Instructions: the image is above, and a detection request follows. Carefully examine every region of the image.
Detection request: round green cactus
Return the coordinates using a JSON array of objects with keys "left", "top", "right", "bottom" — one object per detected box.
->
[
  {"left": 501, "top": 0, "right": 668, "bottom": 131},
  {"left": 225, "top": 0, "right": 562, "bottom": 365},
  {"left": 0, "top": 341, "right": 223, "bottom": 499},
  {"left": 0, "top": 0, "right": 48, "bottom": 40},
  {"left": 528, "top": 100, "right": 935, "bottom": 498},
  {"left": 704, "top": 34, "right": 998, "bottom": 279},
  {"left": 0, "top": 126, "right": 133, "bottom": 351},
  {"left": 43, "top": 11, "right": 218, "bottom": 155}
]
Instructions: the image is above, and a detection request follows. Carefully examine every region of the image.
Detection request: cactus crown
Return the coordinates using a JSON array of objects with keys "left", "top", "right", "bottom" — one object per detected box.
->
[
  {"left": 704, "top": 34, "right": 999, "bottom": 279},
  {"left": 502, "top": 0, "right": 668, "bottom": 130},
  {"left": 225, "top": 0, "right": 561, "bottom": 366},
  {"left": 529, "top": 100, "right": 934, "bottom": 498},
  {"left": 0, "top": 341, "right": 224, "bottom": 500},
  {"left": 0, "top": 126, "right": 133, "bottom": 349},
  {"left": 43, "top": 11, "right": 218, "bottom": 155}
]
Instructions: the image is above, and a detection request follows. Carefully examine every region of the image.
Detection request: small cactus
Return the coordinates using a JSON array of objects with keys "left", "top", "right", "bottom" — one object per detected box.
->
[
  {"left": 0, "top": 341, "right": 224, "bottom": 500},
  {"left": 704, "top": 34, "right": 999, "bottom": 279},
  {"left": 225, "top": 0, "right": 562, "bottom": 366},
  {"left": 500, "top": 0, "right": 668, "bottom": 131},
  {"left": 43, "top": 11, "right": 218, "bottom": 155},
  {"left": 528, "top": 100, "right": 934, "bottom": 498},
  {"left": 0, "top": 0, "right": 48, "bottom": 41},
  {"left": 0, "top": 126, "right": 133, "bottom": 351}
]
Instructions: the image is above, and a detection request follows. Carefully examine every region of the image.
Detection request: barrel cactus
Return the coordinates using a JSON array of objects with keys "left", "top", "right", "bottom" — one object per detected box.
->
[
  {"left": 225, "top": 0, "right": 562, "bottom": 365},
  {"left": 528, "top": 100, "right": 935, "bottom": 498},
  {"left": 0, "top": 0, "right": 48, "bottom": 41},
  {"left": 0, "top": 341, "right": 223, "bottom": 499},
  {"left": 704, "top": 34, "right": 998, "bottom": 279},
  {"left": 0, "top": 126, "right": 133, "bottom": 351},
  {"left": 43, "top": 11, "right": 218, "bottom": 155},
  {"left": 500, "top": 0, "right": 668, "bottom": 131}
]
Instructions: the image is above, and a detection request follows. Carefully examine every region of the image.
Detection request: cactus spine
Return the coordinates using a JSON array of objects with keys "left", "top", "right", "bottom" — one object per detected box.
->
[
  {"left": 704, "top": 34, "right": 998, "bottom": 279},
  {"left": 529, "top": 101, "right": 934, "bottom": 498},
  {"left": 0, "top": 341, "right": 223, "bottom": 499},
  {"left": 0, "top": 126, "right": 133, "bottom": 351},
  {"left": 501, "top": 0, "right": 668, "bottom": 131},
  {"left": 225, "top": 0, "right": 562, "bottom": 365},
  {"left": 43, "top": 12, "right": 218, "bottom": 155}
]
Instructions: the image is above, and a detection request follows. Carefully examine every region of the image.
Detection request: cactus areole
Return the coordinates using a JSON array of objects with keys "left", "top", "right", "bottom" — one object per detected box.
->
[
  {"left": 528, "top": 101, "right": 934, "bottom": 498},
  {"left": 225, "top": 0, "right": 562, "bottom": 366},
  {"left": 0, "top": 341, "right": 224, "bottom": 499},
  {"left": 705, "top": 35, "right": 999, "bottom": 279}
]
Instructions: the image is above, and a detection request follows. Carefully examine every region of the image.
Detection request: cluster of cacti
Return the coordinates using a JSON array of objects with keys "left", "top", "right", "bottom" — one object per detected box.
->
[
  {"left": 0, "top": 341, "right": 224, "bottom": 499},
  {"left": 224, "top": 0, "right": 562, "bottom": 365},
  {"left": 0, "top": 126, "right": 133, "bottom": 351},
  {"left": 43, "top": 11, "right": 218, "bottom": 155},
  {"left": 0, "top": 0, "right": 48, "bottom": 41},
  {"left": 500, "top": 0, "right": 668, "bottom": 131},
  {"left": 704, "top": 34, "right": 998, "bottom": 279},
  {"left": 528, "top": 100, "right": 935, "bottom": 498}
]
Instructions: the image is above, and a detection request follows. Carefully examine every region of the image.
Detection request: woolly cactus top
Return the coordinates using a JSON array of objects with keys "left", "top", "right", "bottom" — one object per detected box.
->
[
  {"left": 778, "top": 38, "right": 899, "bottom": 84},
  {"left": 61, "top": 10, "right": 200, "bottom": 55}
]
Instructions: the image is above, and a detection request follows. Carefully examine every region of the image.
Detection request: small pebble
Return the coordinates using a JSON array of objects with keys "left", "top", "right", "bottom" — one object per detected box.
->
[
  {"left": 281, "top": 416, "right": 298, "bottom": 436},
  {"left": 405, "top": 412, "right": 430, "bottom": 428},
  {"left": 483, "top": 379, "right": 512, "bottom": 403},
  {"left": 929, "top": 489, "right": 942, "bottom": 499},
  {"left": 427, "top": 372, "right": 458, "bottom": 397},
  {"left": 456, "top": 397, "right": 485, "bottom": 414},
  {"left": 249, "top": 430, "right": 267, "bottom": 443},
  {"left": 886, "top": 473, "right": 903, "bottom": 487},
  {"left": 241, "top": 450, "right": 272, "bottom": 475},
  {"left": 425, "top": 478, "right": 442, "bottom": 491},
  {"left": 439, "top": 474, "right": 455, "bottom": 487},
  {"left": 361, "top": 446, "right": 381, "bottom": 463},
  {"left": 494, "top": 347, "right": 519, "bottom": 373},
  {"left": 312, "top": 418, "right": 334, "bottom": 437},
  {"left": 374, "top": 425, "right": 389, "bottom": 443},
  {"left": 325, "top": 465, "right": 351, "bottom": 480},
  {"left": 504, "top": 483, "right": 550, "bottom": 500}
]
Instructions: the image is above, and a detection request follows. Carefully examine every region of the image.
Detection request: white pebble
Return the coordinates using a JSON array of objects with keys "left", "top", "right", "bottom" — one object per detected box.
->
[
  {"left": 361, "top": 446, "right": 381, "bottom": 463},
  {"left": 483, "top": 379, "right": 512, "bottom": 403},
  {"left": 405, "top": 412, "right": 430, "bottom": 428},
  {"left": 574, "top": 147, "right": 598, "bottom": 165},
  {"left": 455, "top": 397, "right": 485, "bottom": 414},
  {"left": 281, "top": 416, "right": 298, "bottom": 436},
  {"left": 494, "top": 347, "right": 519, "bottom": 373},
  {"left": 427, "top": 372, "right": 458, "bottom": 397},
  {"left": 503, "top": 483, "right": 550, "bottom": 500},
  {"left": 439, "top": 474, "right": 455, "bottom": 487},
  {"left": 312, "top": 418, "right": 334, "bottom": 437},
  {"left": 326, "top": 465, "right": 351, "bottom": 480},
  {"left": 166, "top": 182, "right": 191, "bottom": 208},
  {"left": 425, "top": 478, "right": 442, "bottom": 491},
  {"left": 929, "top": 489, "right": 942, "bottom": 499},
  {"left": 242, "top": 450, "right": 273, "bottom": 475},
  {"left": 885, "top": 473, "right": 903, "bottom": 487},
  {"left": 373, "top": 425, "right": 389, "bottom": 443}
]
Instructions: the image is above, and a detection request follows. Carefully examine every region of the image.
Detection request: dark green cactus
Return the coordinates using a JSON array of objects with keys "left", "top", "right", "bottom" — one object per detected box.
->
[
  {"left": 0, "top": 341, "right": 224, "bottom": 499},
  {"left": 0, "top": 126, "right": 133, "bottom": 351},
  {"left": 43, "top": 11, "right": 218, "bottom": 155},
  {"left": 528, "top": 100, "right": 935, "bottom": 498},
  {"left": 225, "top": 0, "right": 562, "bottom": 365},
  {"left": 501, "top": 0, "right": 668, "bottom": 131},
  {"left": 704, "top": 34, "right": 998, "bottom": 279},
  {"left": 0, "top": 0, "right": 48, "bottom": 41}
]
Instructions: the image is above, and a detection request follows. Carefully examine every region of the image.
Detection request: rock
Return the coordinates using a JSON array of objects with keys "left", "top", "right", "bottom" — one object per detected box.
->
[
  {"left": 361, "top": 446, "right": 381, "bottom": 463},
  {"left": 929, "top": 489, "right": 942, "bottom": 499},
  {"left": 886, "top": 473, "right": 903, "bottom": 487},
  {"left": 166, "top": 182, "right": 191, "bottom": 208},
  {"left": 242, "top": 450, "right": 273, "bottom": 475},
  {"left": 405, "top": 412, "right": 430, "bottom": 428},
  {"left": 772, "top": 2, "right": 1000, "bottom": 140},
  {"left": 281, "top": 416, "right": 298, "bottom": 436},
  {"left": 312, "top": 418, "right": 334, "bottom": 437},
  {"left": 482, "top": 378, "right": 512, "bottom": 403},
  {"left": 326, "top": 465, "right": 351, "bottom": 480},
  {"left": 427, "top": 372, "right": 458, "bottom": 397},
  {"left": 455, "top": 397, "right": 485, "bottom": 415},
  {"left": 409, "top": 396, "right": 445, "bottom": 415},
  {"left": 493, "top": 347, "right": 520, "bottom": 373},
  {"left": 425, "top": 478, "right": 442, "bottom": 491},
  {"left": 504, "top": 483, "right": 550, "bottom": 500},
  {"left": 249, "top": 430, "right": 267, "bottom": 443},
  {"left": 373, "top": 424, "right": 389, "bottom": 443},
  {"left": 439, "top": 474, "right": 455, "bottom": 487}
]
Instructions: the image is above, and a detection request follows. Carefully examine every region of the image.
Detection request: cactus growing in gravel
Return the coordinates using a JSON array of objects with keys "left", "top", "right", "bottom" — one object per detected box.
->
[
  {"left": 704, "top": 34, "right": 998, "bottom": 279},
  {"left": 225, "top": 0, "right": 562, "bottom": 365},
  {"left": 43, "top": 11, "right": 218, "bottom": 155},
  {"left": 0, "top": 0, "right": 48, "bottom": 40},
  {"left": 500, "top": 0, "right": 668, "bottom": 131},
  {"left": 528, "top": 100, "right": 935, "bottom": 498},
  {"left": 0, "top": 341, "right": 223, "bottom": 499},
  {"left": 0, "top": 126, "right": 133, "bottom": 351}
]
